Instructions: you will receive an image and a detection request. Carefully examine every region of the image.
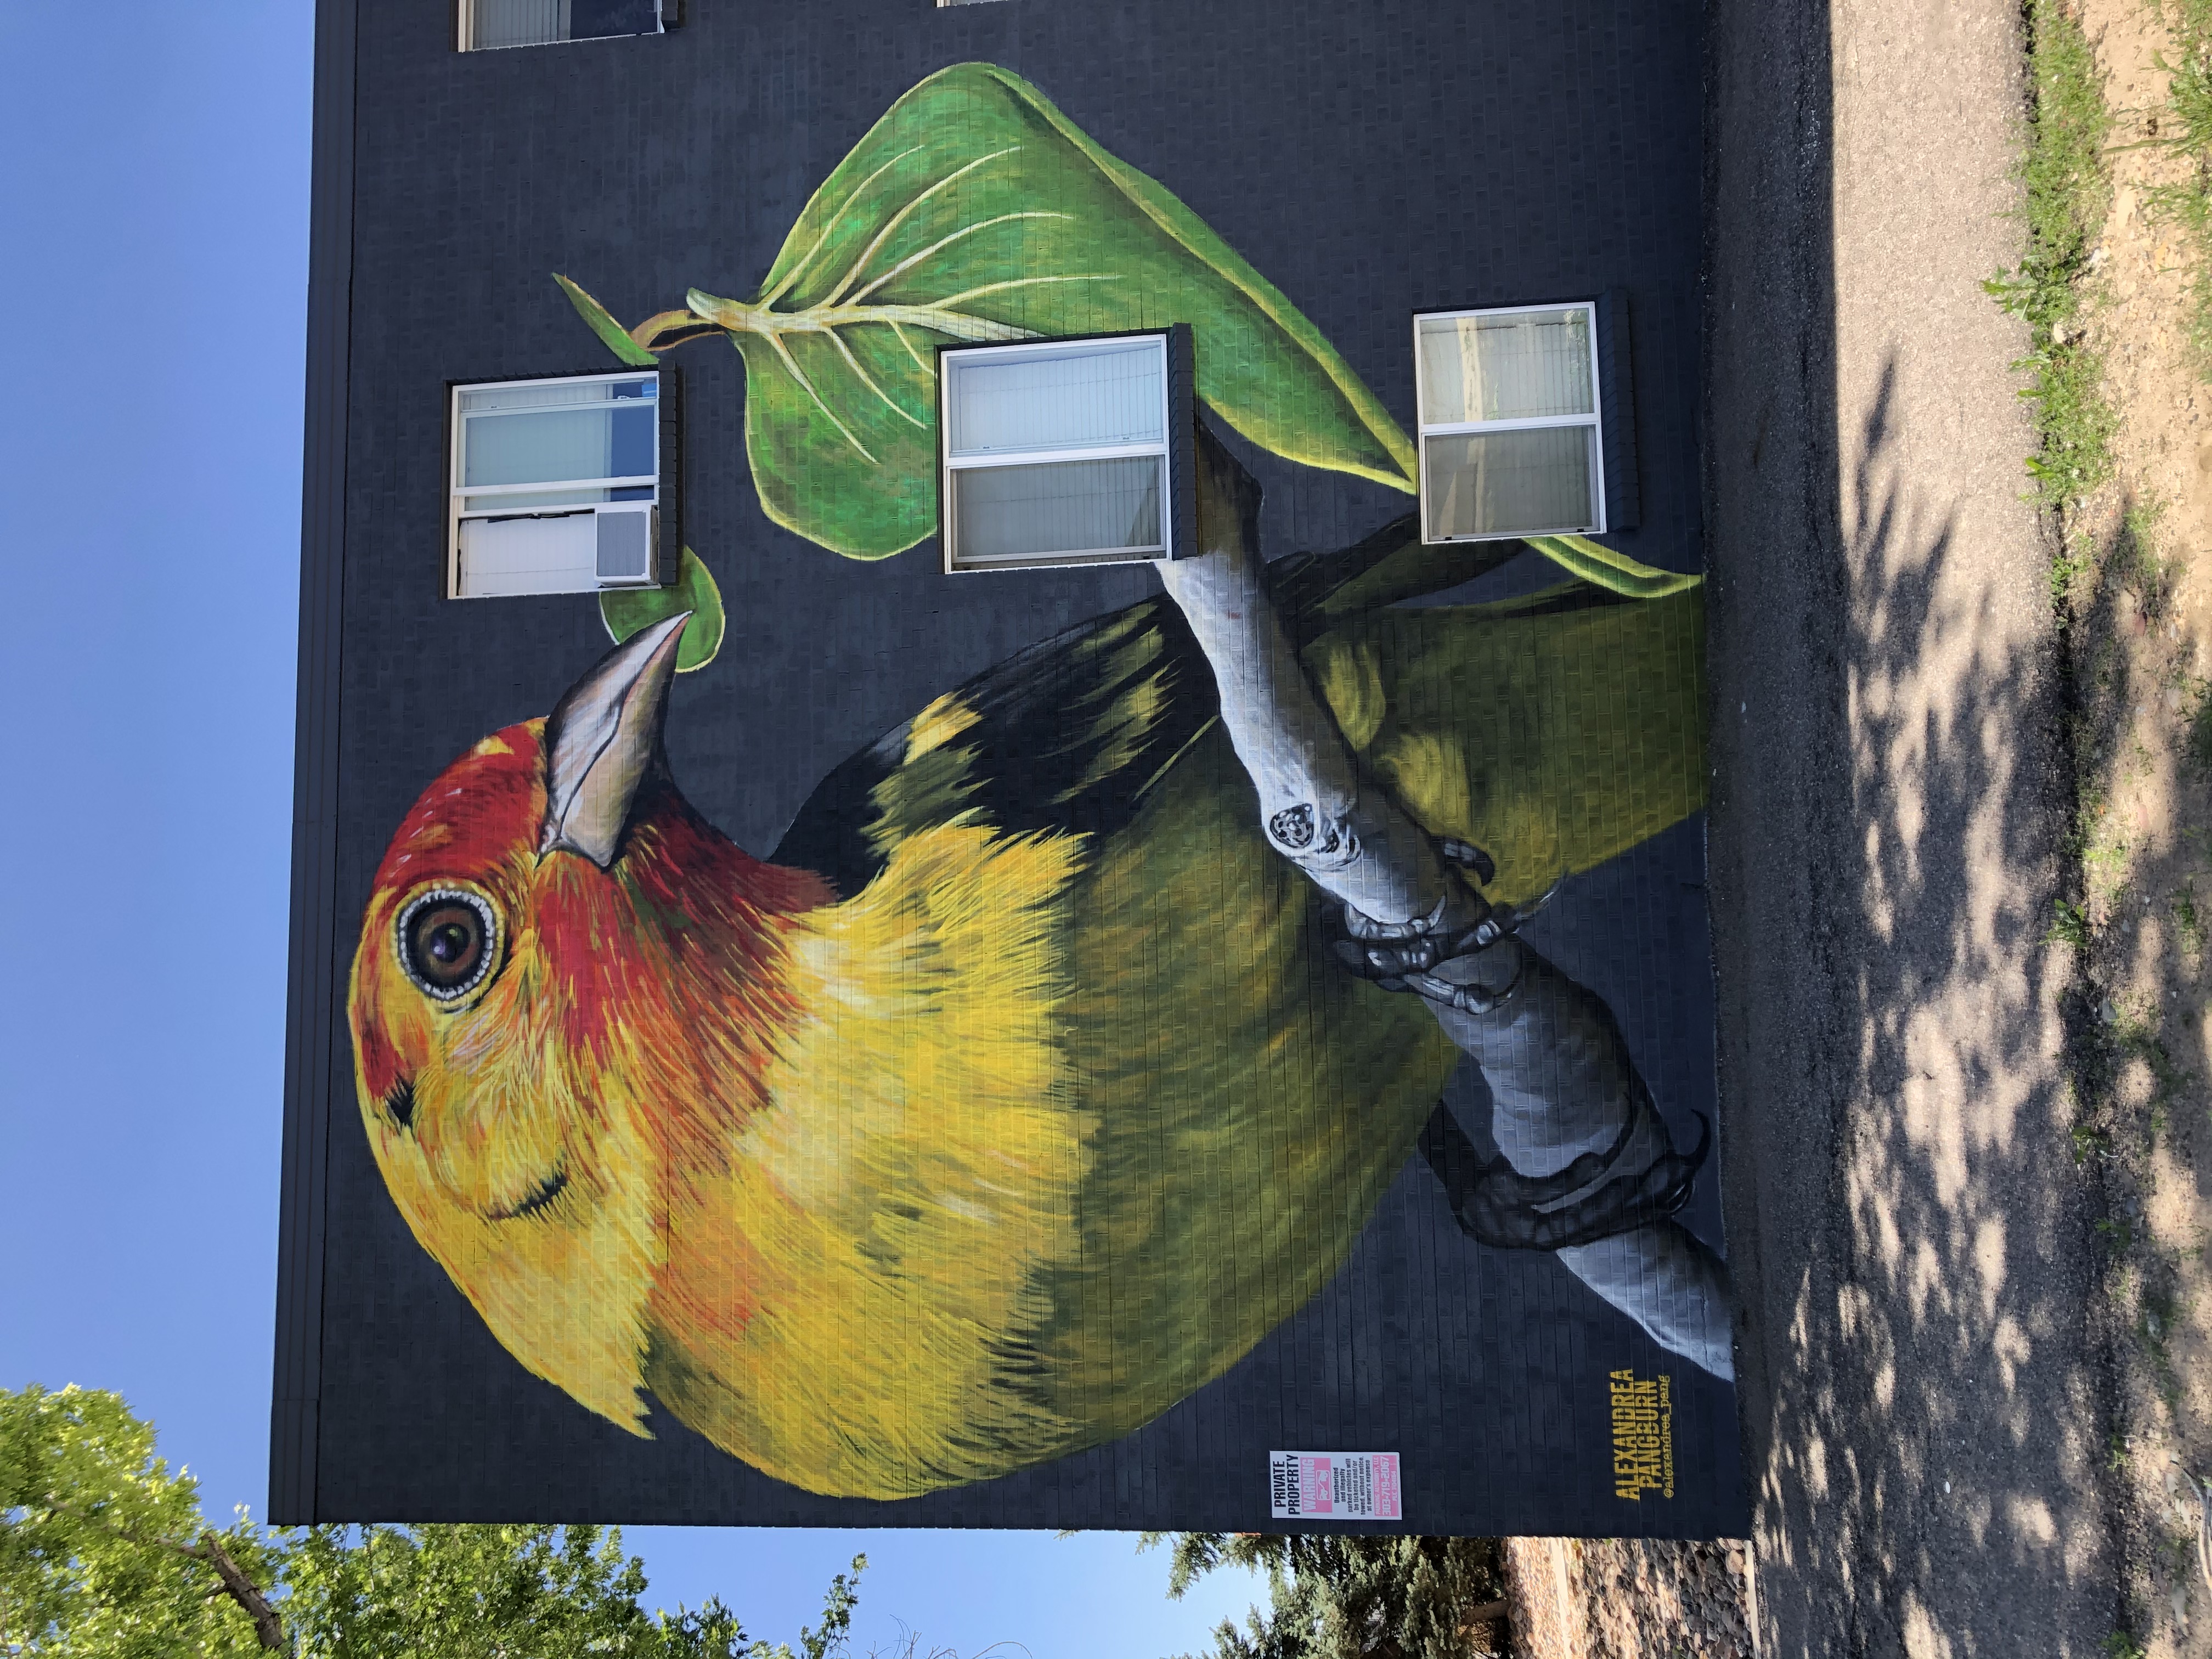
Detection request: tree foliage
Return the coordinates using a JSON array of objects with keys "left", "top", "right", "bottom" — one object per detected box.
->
[
  {"left": 278, "top": 1523, "right": 771, "bottom": 1659},
  {"left": 1, "top": 1383, "right": 276, "bottom": 1658},
  {"left": 1144, "top": 1533, "right": 1506, "bottom": 1659},
  {"left": 1, "top": 1384, "right": 863, "bottom": 1659}
]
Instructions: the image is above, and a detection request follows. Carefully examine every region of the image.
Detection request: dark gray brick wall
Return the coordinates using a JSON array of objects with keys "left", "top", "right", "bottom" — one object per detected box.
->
[{"left": 281, "top": 0, "right": 1740, "bottom": 1534}]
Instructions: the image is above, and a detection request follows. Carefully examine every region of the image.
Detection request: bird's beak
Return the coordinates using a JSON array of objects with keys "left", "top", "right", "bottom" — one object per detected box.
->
[{"left": 539, "top": 612, "right": 691, "bottom": 869}]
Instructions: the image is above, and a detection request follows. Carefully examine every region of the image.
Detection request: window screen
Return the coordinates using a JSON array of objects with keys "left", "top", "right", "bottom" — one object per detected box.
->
[
  {"left": 461, "top": 0, "right": 669, "bottom": 50},
  {"left": 939, "top": 333, "right": 1189, "bottom": 571},
  {"left": 1415, "top": 303, "right": 1605, "bottom": 542},
  {"left": 449, "top": 371, "right": 668, "bottom": 599}
]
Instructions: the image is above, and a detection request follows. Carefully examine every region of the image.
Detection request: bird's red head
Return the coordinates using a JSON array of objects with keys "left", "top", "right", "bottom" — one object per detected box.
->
[{"left": 346, "top": 614, "right": 827, "bottom": 1432}]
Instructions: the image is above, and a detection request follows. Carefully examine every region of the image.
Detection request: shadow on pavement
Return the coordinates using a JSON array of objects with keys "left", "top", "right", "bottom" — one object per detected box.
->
[{"left": 1705, "top": 2, "right": 2121, "bottom": 1647}]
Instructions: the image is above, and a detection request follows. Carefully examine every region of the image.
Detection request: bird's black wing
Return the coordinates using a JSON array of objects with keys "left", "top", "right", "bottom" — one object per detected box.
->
[
  {"left": 770, "top": 512, "right": 1521, "bottom": 897},
  {"left": 771, "top": 595, "right": 1217, "bottom": 898}
]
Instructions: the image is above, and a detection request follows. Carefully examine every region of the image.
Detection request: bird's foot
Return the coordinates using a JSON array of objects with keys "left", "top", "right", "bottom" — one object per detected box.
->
[
  {"left": 1419, "top": 1102, "right": 1713, "bottom": 1250},
  {"left": 1327, "top": 850, "right": 1559, "bottom": 1016}
]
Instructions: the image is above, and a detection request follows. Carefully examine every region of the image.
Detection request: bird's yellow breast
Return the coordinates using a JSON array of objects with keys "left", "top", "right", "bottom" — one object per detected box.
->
[{"left": 641, "top": 816, "right": 1100, "bottom": 1497}]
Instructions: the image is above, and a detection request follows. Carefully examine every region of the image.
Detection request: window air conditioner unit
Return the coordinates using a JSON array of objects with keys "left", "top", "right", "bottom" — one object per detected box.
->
[{"left": 594, "top": 505, "right": 658, "bottom": 587}]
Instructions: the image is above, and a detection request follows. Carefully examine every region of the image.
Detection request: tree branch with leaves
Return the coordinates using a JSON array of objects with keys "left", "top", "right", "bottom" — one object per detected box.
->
[{"left": 1, "top": 1384, "right": 867, "bottom": 1659}]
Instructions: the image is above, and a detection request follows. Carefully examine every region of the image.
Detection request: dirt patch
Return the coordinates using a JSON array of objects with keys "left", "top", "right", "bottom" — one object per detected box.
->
[
  {"left": 1500, "top": 1537, "right": 1754, "bottom": 1658},
  {"left": 2064, "top": 0, "right": 2212, "bottom": 1651}
]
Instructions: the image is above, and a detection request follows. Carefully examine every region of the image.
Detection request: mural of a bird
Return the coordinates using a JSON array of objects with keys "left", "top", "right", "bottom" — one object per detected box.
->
[{"left": 347, "top": 524, "right": 1706, "bottom": 1499}]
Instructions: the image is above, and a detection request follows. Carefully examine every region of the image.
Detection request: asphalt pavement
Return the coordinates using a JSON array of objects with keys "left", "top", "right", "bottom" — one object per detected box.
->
[{"left": 1706, "top": 0, "right": 2123, "bottom": 1651}]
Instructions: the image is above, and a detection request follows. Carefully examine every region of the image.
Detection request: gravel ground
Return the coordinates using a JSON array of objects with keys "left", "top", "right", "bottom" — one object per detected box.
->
[
  {"left": 2054, "top": 1, "right": 2212, "bottom": 1651},
  {"left": 1503, "top": 1537, "right": 1756, "bottom": 1658},
  {"left": 1706, "top": 0, "right": 2122, "bottom": 1651}
]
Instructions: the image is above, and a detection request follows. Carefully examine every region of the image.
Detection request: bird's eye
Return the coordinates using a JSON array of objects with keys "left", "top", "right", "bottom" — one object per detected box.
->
[{"left": 396, "top": 888, "right": 498, "bottom": 1002}]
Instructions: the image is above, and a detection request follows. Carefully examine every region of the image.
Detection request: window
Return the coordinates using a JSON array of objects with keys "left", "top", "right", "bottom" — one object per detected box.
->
[
  {"left": 459, "top": 0, "right": 676, "bottom": 51},
  {"left": 1414, "top": 302, "right": 1606, "bottom": 543},
  {"left": 448, "top": 369, "right": 680, "bottom": 599},
  {"left": 938, "top": 329, "right": 1194, "bottom": 572}
]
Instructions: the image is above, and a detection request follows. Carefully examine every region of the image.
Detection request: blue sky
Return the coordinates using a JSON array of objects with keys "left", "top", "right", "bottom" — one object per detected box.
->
[{"left": 0, "top": 7, "right": 1262, "bottom": 1650}]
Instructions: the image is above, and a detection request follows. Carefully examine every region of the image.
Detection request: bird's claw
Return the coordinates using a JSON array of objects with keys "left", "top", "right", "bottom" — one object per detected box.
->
[
  {"left": 1327, "top": 864, "right": 1561, "bottom": 1015},
  {"left": 1436, "top": 838, "right": 1496, "bottom": 885}
]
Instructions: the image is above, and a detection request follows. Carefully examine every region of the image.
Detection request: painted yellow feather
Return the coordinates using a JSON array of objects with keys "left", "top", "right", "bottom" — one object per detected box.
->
[{"left": 644, "top": 819, "right": 1096, "bottom": 1496}]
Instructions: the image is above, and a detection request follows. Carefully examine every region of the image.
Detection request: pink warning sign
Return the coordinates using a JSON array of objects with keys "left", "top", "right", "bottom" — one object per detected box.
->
[{"left": 1268, "top": 1451, "right": 1403, "bottom": 1520}]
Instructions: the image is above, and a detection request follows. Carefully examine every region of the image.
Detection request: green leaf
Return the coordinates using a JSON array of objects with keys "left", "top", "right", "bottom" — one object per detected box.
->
[
  {"left": 600, "top": 546, "right": 726, "bottom": 672},
  {"left": 556, "top": 273, "right": 661, "bottom": 367},
  {"left": 1521, "top": 534, "right": 1703, "bottom": 599},
  {"left": 0, "top": 1384, "right": 284, "bottom": 1658},
  {"left": 670, "top": 61, "right": 1417, "bottom": 558}
]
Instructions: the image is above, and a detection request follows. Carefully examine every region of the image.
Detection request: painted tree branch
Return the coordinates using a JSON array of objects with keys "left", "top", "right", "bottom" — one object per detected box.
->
[
  {"left": 1156, "top": 428, "right": 1486, "bottom": 935},
  {"left": 1155, "top": 445, "right": 1736, "bottom": 1380}
]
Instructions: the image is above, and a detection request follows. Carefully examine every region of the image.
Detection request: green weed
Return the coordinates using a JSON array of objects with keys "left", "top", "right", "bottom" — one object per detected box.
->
[
  {"left": 1986, "top": 0, "right": 2116, "bottom": 510},
  {"left": 2166, "top": 1527, "right": 2199, "bottom": 1583},
  {"left": 2143, "top": 1285, "right": 2179, "bottom": 1346},
  {"left": 2176, "top": 881, "right": 2204, "bottom": 958},
  {"left": 2070, "top": 776, "right": 2111, "bottom": 865},
  {"left": 2140, "top": 1286, "right": 2187, "bottom": 1403},
  {"left": 2051, "top": 532, "right": 2096, "bottom": 607},
  {"left": 2050, "top": 896, "right": 2094, "bottom": 944},
  {"left": 2187, "top": 679, "right": 2212, "bottom": 771},
  {"left": 2111, "top": 998, "right": 2193, "bottom": 1105},
  {"left": 2094, "top": 635, "right": 2124, "bottom": 693},
  {"left": 2114, "top": 494, "right": 2179, "bottom": 615},
  {"left": 2160, "top": 0, "right": 2212, "bottom": 144},
  {"left": 2146, "top": 0, "right": 2212, "bottom": 369}
]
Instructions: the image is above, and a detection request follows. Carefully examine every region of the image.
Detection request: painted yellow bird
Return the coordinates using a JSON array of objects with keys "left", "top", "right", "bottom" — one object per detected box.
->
[{"left": 347, "top": 527, "right": 1705, "bottom": 1499}]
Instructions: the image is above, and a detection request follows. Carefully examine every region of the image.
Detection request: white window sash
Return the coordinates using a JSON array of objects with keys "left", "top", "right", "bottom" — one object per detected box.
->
[
  {"left": 456, "top": 369, "right": 657, "bottom": 399},
  {"left": 453, "top": 475, "right": 660, "bottom": 503},
  {"left": 460, "top": 399, "right": 655, "bottom": 420},
  {"left": 951, "top": 554, "right": 1165, "bottom": 567},
  {"left": 943, "top": 453, "right": 1171, "bottom": 564},
  {"left": 944, "top": 441, "right": 1168, "bottom": 471},
  {"left": 1419, "top": 412, "right": 1600, "bottom": 438},
  {"left": 1413, "top": 303, "right": 1602, "bottom": 437}
]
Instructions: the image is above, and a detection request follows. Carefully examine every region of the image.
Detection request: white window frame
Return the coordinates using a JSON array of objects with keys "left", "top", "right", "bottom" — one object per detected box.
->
[
  {"left": 1414, "top": 300, "right": 1607, "bottom": 544},
  {"left": 938, "top": 331, "right": 1184, "bottom": 573},
  {"left": 457, "top": 0, "right": 675, "bottom": 52},
  {"left": 447, "top": 368, "right": 662, "bottom": 600}
]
